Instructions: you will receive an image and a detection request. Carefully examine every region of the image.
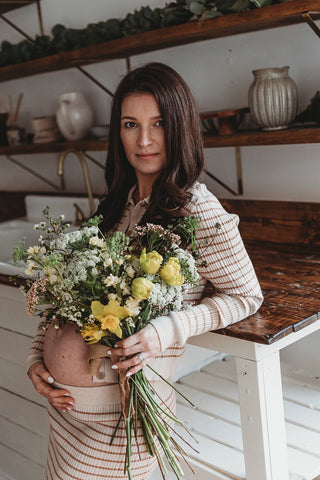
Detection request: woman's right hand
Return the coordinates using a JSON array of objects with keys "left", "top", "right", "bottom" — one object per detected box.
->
[{"left": 27, "top": 361, "right": 74, "bottom": 412}]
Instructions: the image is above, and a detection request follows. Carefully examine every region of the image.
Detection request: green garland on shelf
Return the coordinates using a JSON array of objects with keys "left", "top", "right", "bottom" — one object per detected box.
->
[{"left": 0, "top": 0, "right": 277, "bottom": 68}]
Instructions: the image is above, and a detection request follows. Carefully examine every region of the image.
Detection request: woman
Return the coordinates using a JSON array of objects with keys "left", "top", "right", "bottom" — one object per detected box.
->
[{"left": 27, "top": 62, "right": 263, "bottom": 480}]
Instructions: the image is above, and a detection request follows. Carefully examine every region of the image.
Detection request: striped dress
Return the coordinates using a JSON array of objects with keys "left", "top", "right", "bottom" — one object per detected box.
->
[{"left": 27, "top": 181, "right": 263, "bottom": 479}]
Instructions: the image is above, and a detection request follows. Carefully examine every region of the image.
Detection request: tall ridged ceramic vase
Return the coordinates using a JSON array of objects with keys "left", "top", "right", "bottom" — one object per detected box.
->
[{"left": 248, "top": 66, "right": 298, "bottom": 131}]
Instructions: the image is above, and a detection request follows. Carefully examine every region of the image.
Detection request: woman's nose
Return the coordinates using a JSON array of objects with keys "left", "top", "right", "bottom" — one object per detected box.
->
[{"left": 138, "top": 127, "right": 152, "bottom": 147}]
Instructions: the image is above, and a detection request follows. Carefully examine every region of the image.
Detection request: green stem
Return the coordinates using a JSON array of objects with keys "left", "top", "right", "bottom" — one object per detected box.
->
[
  {"left": 146, "top": 364, "right": 195, "bottom": 407},
  {"left": 109, "top": 413, "right": 123, "bottom": 446}
]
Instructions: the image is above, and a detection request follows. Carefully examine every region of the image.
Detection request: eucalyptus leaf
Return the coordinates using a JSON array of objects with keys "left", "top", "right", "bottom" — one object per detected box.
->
[
  {"left": 203, "top": 8, "right": 222, "bottom": 18},
  {"left": 250, "top": 0, "right": 272, "bottom": 6},
  {"left": 189, "top": 1, "right": 206, "bottom": 15}
]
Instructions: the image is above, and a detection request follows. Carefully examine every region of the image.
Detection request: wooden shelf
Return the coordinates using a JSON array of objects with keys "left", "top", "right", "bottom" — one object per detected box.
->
[
  {"left": 0, "top": 0, "right": 35, "bottom": 15},
  {"left": 0, "top": 139, "right": 108, "bottom": 155},
  {"left": 1, "top": 0, "right": 320, "bottom": 83},
  {"left": 203, "top": 125, "right": 320, "bottom": 147},
  {"left": 1, "top": 126, "right": 319, "bottom": 155}
]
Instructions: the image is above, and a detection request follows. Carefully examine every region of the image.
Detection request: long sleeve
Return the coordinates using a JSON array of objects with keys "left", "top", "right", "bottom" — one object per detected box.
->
[
  {"left": 151, "top": 183, "right": 263, "bottom": 352},
  {"left": 26, "top": 327, "right": 46, "bottom": 371}
]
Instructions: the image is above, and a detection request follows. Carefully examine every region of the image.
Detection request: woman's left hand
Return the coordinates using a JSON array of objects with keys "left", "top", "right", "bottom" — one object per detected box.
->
[{"left": 109, "top": 324, "right": 161, "bottom": 376}]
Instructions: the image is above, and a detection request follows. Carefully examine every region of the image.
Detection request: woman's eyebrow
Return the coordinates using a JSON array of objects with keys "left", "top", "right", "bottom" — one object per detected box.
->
[{"left": 121, "top": 115, "right": 162, "bottom": 120}]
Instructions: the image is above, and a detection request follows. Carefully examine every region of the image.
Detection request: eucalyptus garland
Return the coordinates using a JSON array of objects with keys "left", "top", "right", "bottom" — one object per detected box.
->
[{"left": 0, "top": 0, "right": 278, "bottom": 68}]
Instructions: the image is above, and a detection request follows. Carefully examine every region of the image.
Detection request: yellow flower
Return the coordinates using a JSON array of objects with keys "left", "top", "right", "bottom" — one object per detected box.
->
[
  {"left": 131, "top": 277, "right": 153, "bottom": 300},
  {"left": 81, "top": 324, "right": 104, "bottom": 344},
  {"left": 160, "top": 257, "right": 184, "bottom": 286},
  {"left": 139, "top": 248, "right": 163, "bottom": 274},
  {"left": 91, "top": 299, "right": 129, "bottom": 338}
]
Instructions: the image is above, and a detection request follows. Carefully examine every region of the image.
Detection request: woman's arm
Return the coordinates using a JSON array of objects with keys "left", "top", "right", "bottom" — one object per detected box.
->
[
  {"left": 111, "top": 185, "right": 263, "bottom": 374},
  {"left": 150, "top": 186, "right": 263, "bottom": 351}
]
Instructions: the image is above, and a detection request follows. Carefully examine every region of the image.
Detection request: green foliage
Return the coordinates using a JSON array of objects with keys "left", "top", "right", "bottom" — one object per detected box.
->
[
  {"left": 105, "top": 231, "right": 131, "bottom": 261},
  {"left": 294, "top": 91, "right": 320, "bottom": 125},
  {"left": 0, "top": 0, "right": 278, "bottom": 68},
  {"left": 13, "top": 241, "right": 26, "bottom": 265}
]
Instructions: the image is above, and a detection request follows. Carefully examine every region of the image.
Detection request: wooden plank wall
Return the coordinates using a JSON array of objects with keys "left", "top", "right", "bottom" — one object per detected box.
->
[
  {"left": 0, "top": 284, "right": 47, "bottom": 479},
  {"left": 221, "top": 199, "right": 320, "bottom": 248}
]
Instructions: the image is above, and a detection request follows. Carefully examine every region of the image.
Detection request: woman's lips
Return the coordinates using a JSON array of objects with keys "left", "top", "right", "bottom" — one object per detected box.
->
[{"left": 136, "top": 153, "right": 158, "bottom": 159}]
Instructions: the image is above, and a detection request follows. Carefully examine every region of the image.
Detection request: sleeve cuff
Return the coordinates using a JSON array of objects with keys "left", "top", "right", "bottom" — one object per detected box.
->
[{"left": 150, "top": 315, "right": 178, "bottom": 351}]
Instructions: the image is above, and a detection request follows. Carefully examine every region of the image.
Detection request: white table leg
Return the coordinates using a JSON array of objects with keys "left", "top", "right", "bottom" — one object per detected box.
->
[{"left": 235, "top": 351, "right": 289, "bottom": 480}]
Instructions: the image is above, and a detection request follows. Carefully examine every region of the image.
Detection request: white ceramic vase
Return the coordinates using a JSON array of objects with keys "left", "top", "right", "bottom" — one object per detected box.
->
[
  {"left": 248, "top": 66, "right": 298, "bottom": 131},
  {"left": 56, "top": 92, "right": 93, "bottom": 141}
]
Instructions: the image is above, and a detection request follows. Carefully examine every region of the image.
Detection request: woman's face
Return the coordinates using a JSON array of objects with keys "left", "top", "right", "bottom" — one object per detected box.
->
[{"left": 120, "top": 92, "right": 166, "bottom": 186}]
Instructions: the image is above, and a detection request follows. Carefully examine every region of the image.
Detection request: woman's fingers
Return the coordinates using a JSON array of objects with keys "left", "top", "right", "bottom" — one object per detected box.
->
[
  {"left": 110, "top": 324, "right": 161, "bottom": 374},
  {"left": 27, "top": 361, "right": 74, "bottom": 412},
  {"left": 48, "top": 389, "right": 75, "bottom": 411}
]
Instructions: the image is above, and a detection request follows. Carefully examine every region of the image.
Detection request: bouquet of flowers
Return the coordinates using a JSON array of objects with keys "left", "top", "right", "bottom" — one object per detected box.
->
[{"left": 13, "top": 207, "right": 205, "bottom": 479}]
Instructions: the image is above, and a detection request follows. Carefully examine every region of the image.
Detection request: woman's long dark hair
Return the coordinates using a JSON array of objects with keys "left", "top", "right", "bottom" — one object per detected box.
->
[{"left": 97, "top": 62, "right": 204, "bottom": 233}]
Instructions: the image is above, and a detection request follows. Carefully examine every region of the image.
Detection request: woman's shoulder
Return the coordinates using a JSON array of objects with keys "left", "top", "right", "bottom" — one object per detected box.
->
[{"left": 185, "top": 181, "right": 239, "bottom": 228}]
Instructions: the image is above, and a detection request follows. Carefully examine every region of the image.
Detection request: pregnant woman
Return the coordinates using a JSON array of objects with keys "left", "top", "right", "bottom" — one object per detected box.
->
[{"left": 27, "top": 62, "right": 263, "bottom": 480}]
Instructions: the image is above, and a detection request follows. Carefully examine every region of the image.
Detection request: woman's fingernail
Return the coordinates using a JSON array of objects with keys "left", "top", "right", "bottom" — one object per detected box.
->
[
  {"left": 111, "top": 365, "right": 118, "bottom": 369},
  {"left": 107, "top": 350, "right": 111, "bottom": 355},
  {"left": 126, "top": 371, "right": 133, "bottom": 377},
  {"left": 48, "top": 376, "right": 54, "bottom": 384},
  {"left": 68, "top": 401, "right": 73, "bottom": 405},
  {"left": 114, "top": 344, "right": 118, "bottom": 348},
  {"left": 67, "top": 406, "right": 72, "bottom": 411},
  {"left": 64, "top": 393, "right": 71, "bottom": 397}
]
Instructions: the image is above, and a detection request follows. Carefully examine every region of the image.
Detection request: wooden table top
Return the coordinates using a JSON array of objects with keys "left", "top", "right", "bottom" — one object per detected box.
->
[
  {"left": 217, "top": 243, "right": 320, "bottom": 344},
  {"left": 1, "top": 242, "right": 319, "bottom": 346}
]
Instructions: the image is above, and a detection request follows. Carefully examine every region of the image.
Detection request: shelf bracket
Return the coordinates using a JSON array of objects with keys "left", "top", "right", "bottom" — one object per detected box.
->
[
  {"left": 0, "top": 0, "right": 44, "bottom": 39},
  {"left": 75, "top": 66, "right": 114, "bottom": 97},
  {"left": 205, "top": 146, "right": 243, "bottom": 196},
  {"left": 126, "top": 57, "right": 131, "bottom": 73},
  {"left": 5, "top": 154, "right": 63, "bottom": 191},
  {"left": 83, "top": 151, "right": 105, "bottom": 170},
  {"left": 302, "top": 11, "right": 320, "bottom": 39}
]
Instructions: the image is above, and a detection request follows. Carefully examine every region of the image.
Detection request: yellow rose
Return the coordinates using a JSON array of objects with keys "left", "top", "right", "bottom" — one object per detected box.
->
[
  {"left": 160, "top": 257, "right": 184, "bottom": 286},
  {"left": 91, "top": 299, "right": 129, "bottom": 338},
  {"left": 139, "top": 248, "right": 163, "bottom": 274},
  {"left": 81, "top": 324, "right": 103, "bottom": 344},
  {"left": 131, "top": 277, "right": 153, "bottom": 300}
]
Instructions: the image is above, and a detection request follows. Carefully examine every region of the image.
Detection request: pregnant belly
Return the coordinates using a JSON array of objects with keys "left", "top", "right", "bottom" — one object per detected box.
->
[{"left": 43, "top": 323, "right": 112, "bottom": 386}]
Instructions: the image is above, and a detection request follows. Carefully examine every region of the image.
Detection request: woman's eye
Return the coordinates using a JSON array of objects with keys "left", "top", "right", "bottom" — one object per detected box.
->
[
  {"left": 124, "top": 121, "right": 136, "bottom": 128},
  {"left": 155, "top": 120, "right": 164, "bottom": 127}
]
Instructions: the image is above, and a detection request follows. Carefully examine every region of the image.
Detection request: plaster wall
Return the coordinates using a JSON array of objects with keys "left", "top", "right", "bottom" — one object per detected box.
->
[{"left": 0, "top": 0, "right": 319, "bottom": 202}]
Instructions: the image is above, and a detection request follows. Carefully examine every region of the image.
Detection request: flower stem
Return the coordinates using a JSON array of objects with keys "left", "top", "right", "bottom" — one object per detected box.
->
[{"left": 146, "top": 364, "right": 195, "bottom": 407}]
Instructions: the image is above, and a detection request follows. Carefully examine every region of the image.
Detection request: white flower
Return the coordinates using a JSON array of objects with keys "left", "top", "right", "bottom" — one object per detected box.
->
[
  {"left": 89, "top": 236, "right": 105, "bottom": 248},
  {"left": 108, "top": 293, "right": 121, "bottom": 302},
  {"left": 122, "top": 284, "right": 131, "bottom": 296},
  {"left": 27, "top": 245, "right": 46, "bottom": 256},
  {"left": 126, "top": 265, "right": 136, "bottom": 278},
  {"left": 44, "top": 267, "right": 59, "bottom": 284},
  {"left": 125, "top": 297, "right": 141, "bottom": 316},
  {"left": 104, "top": 274, "right": 120, "bottom": 287},
  {"left": 116, "top": 258, "right": 124, "bottom": 266},
  {"left": 25, "top": 260, "right": 36, "bottom": 276}
]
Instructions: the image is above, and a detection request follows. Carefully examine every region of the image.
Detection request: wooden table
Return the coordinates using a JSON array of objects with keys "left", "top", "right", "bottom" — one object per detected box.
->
[{"left": 189, "top": 243, "right": 320, "bottom": 480}]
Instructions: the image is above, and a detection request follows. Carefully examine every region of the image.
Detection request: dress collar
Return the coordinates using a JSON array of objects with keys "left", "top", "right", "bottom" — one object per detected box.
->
[{"left": 127, "top": 184, "right": 150, "bottom": 207}]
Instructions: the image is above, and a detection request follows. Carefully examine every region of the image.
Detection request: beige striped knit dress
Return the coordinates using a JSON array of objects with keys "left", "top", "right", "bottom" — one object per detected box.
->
[{"left": 27, "top": 181, "right": 263, "bottom": 480}]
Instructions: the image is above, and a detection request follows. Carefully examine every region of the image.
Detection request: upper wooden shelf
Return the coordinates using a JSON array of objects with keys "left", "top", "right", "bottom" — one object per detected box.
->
[
  {"left": 0, "top": 139, "right": 108, "bottom": 155},
  {"left": 1, "top": 126, "right": 319, "bottom": 155},
  {"left": 0, "top": 0, "right": 35, "bottom": 15},
  {"left": 204, "top": 125, "right": 320, "bottom": 147},
  {"left": 1, "top": 0, "right": 320, "bottom": 83}
]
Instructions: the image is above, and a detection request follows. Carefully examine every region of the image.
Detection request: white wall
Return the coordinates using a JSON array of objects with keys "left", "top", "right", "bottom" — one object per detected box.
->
[{"left": 0, "top": 0, "right": 319, "bottom": 201}]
